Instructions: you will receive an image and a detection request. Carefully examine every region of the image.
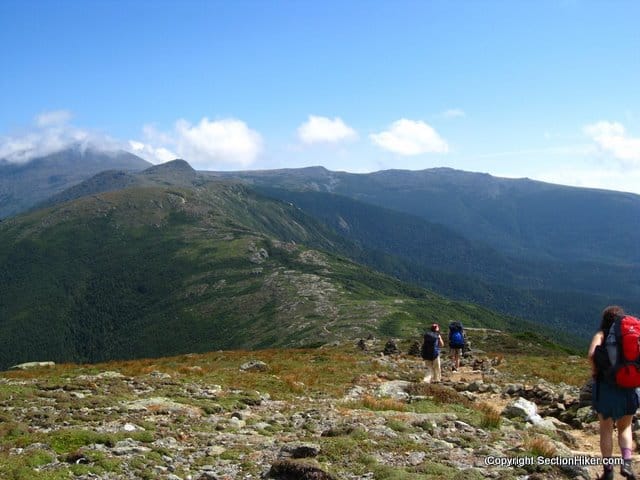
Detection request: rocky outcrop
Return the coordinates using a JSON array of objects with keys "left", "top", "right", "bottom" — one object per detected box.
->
[
  {"left": 240, "top": 360, "right": 269, "bottom": 372},
  {"left": 9, "top": 361, "right": 55, "bottom": 370}
]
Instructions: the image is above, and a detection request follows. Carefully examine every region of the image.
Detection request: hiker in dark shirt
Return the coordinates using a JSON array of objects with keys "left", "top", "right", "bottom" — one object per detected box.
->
[
  {"left": 421, "top": 323, "right": 444, "bottom": 383},
  {"left": 588, "top": 305, "right": 639, "bottom": 480}
]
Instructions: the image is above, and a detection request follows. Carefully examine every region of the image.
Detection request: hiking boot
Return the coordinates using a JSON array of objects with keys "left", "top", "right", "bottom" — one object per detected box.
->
[
  {"left": 622, "top": 459, "right": 636, "bottom": 479},
  {"left": 597, "top": 468, "right": 614, "bottom": 480}
]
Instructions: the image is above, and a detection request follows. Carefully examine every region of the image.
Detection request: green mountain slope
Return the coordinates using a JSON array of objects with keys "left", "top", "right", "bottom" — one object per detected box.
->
[
  {"left": 0, "top": 179, "right": 539, "bottom": 370},
  {"left": 207, "top": 167, "right": 640, "bottom": 338},
  {"left": 250, "top": 187, "right": 639, "bottom": 341}
]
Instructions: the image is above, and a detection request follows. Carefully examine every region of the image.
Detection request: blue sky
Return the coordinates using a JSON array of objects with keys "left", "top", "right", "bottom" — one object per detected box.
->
[{"left": 1, "top": 0, "right": 639, "bottom": 192}]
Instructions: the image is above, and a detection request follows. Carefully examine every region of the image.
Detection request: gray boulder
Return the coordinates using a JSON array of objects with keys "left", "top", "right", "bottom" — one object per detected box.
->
[
  {"left": 240, "top": 360, "right": 269, "bottom": 372},
  {"left": 376, "top": 380, "right": 411, "bottom": 400},
  {"left": 9, "top": 361, "right": 55, "bottom": 370},
  {"left": 503, "top": 397, "right": 557, "bottom": 430}
]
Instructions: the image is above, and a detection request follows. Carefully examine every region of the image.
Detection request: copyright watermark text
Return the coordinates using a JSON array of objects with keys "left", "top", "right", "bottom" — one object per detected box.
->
[{"left": 484, "top": 455, "right": 623, "bottom": 468}]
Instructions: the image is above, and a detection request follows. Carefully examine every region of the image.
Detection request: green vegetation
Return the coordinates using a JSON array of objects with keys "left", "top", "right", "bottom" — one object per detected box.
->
[
  {"left": 253, "top": 186, "right": 640, "bottom": 347},
  {"left": 0, "top": 338, "right": 587, "bottom": 480},
  {"left": 500, "top": 353, "right": 587, "bottom": 386},
  {"left": 0, "top": 177, "right": 560, "bottom": 369}
]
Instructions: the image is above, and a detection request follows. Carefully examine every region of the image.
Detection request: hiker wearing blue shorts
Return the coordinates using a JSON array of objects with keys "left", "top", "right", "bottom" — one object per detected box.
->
[{"left": 588, "top": 305, "right": 639, "bottom": 480}]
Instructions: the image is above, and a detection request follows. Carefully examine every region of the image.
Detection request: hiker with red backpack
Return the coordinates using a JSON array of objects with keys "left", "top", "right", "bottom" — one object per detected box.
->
[
  {"left": 421, "top": 323, "right": 444, "bottom": 383},
  {"left": 588, "top": 305, "right": 640, "bottom": 480}
]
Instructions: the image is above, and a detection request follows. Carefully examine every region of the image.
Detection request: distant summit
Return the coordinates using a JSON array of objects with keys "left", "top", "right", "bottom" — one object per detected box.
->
[
  {"left": 38, "top": 158, "right": 207, "bottom": 210},
  {"left": 142, "top": 159, "right": 195, "bottom": 175},
  {"left": 141, "top": 159, "right": 199, "bottom": 186},
  {"left": 0, "top": 146, "right": 151, "bottom": 218}
]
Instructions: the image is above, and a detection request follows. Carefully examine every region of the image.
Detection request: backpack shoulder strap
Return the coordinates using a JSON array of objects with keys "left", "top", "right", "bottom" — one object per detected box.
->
[{"left": 613, "top": 314, "right": 627, "bottom": 340}]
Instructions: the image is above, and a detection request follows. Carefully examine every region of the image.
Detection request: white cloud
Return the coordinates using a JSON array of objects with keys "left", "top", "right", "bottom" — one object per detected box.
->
[
  {"left": 142, "top": 124, "right": 174, "bottom": 146},
  {"left": 175, "top": 118, "right": 262, "bottom": 168},
  {"left": 131, "top": 117, "right": 263, "bottom": 170},
  {"left": 0, "top": 111, "right": 262, "bottom": 170},
  {"left": 584, "top": 121, "right": 640, "bottom": 164},
  {"left": 128, "top": 140, "right": 177, "bottom": 164},
  {"left": 0, "top": 111, "right": 118, "bottom": 164},
  {"left": 297, "top": 115, "right": 358, "bottom": 144},
  {"left": 35, "top": 110, "right": 74, "bottom": 128},
  {"left": 442, "top": 109, "right": 466, "bottom": 119},
  {"left": 370, "top": 119, "right": 449, "bottom": 155}
]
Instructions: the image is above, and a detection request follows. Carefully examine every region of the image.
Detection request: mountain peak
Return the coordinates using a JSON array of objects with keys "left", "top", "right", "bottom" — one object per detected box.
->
[{"left": 142, "top": 159, "right": 195, "bottom": 175}]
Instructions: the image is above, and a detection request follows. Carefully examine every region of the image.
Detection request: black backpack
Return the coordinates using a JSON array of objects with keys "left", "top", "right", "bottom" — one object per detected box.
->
[{"left": 421, "top": 331, "right": 440, "bottom": 361}]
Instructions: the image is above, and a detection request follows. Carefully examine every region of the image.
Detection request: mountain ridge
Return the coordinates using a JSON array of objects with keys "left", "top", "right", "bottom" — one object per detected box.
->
[
  {"left": 211, "top": 165, "right": 640, "bottom": 265},
  {"left": 0, "top": 173, "right": 545, "bottom": 369},
  {"left": 204, "top": 165, "right": 640, "bottom": 343},
  {"left": 2, "top": 155, "right": 636, "bottom": 364},
  {"left": 36, "top": 159, "right": 203, "bottom": 211}
]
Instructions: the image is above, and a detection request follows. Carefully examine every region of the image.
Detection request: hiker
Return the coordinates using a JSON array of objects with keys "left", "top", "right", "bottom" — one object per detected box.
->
[
  {"left": 449, "top": 321, "right": 465, "bottom": 372},
  {"left": 421, "top": 323, "right": 444, "bottom": 383},
  {"left": 588, "top": 305, "right": 639, "bottom": 480}
]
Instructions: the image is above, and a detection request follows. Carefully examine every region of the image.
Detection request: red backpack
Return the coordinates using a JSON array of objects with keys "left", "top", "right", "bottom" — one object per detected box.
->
[{"left": 603, "top": 315, "right": 640, "bottom": 388}]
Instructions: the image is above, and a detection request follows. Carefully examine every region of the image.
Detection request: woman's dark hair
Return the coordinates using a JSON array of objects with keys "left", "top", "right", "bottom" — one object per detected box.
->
[{"left": 601, "top": 305, "right": 625, "bottom": 332}]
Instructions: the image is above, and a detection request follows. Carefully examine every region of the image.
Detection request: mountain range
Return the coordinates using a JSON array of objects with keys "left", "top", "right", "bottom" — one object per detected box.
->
[
  {"left": 211, "top": 166, "right": 640, "bottom": 265},
  {"left": 1, "top": 156, "right": 543, "bottom": 369},
  {"left": 1, "top": 147, "right": 638, "bottom": 367},
  {"left": 210, "top": 167, "right": 640, "bottom": 336}
]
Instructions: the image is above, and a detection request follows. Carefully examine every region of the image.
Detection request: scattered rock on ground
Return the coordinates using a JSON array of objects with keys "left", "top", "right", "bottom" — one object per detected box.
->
[
  {"left": 267, "top": 459, "right": 336, "bottom": 480},
  {"left": 383, "top": 339, "right": 400, "bottom": 355},
  {"left": 240, "top": 360, "right": 269, "bottom": 372}
]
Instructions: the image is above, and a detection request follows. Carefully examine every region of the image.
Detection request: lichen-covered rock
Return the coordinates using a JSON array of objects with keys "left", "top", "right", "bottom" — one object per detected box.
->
[
  {"left": 125, "top": 397, "right": 202, "bottom": 416},
  {"left": 279, "top": 443, "right": 321, "bottom": 459},
  {"left": 267, "top": 459, "right": 336, "bottom": 480},
  {"left": 240, "top": 360, "right": 269, "bottom": 372},
  {"left": 376, "top": 380, "right": 411, "bottom": 400}
]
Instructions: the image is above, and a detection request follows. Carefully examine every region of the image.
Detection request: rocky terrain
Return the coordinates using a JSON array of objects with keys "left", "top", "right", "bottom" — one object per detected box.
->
[{"left": 0, "top": 335, "right": 624, "bottom": 480}]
